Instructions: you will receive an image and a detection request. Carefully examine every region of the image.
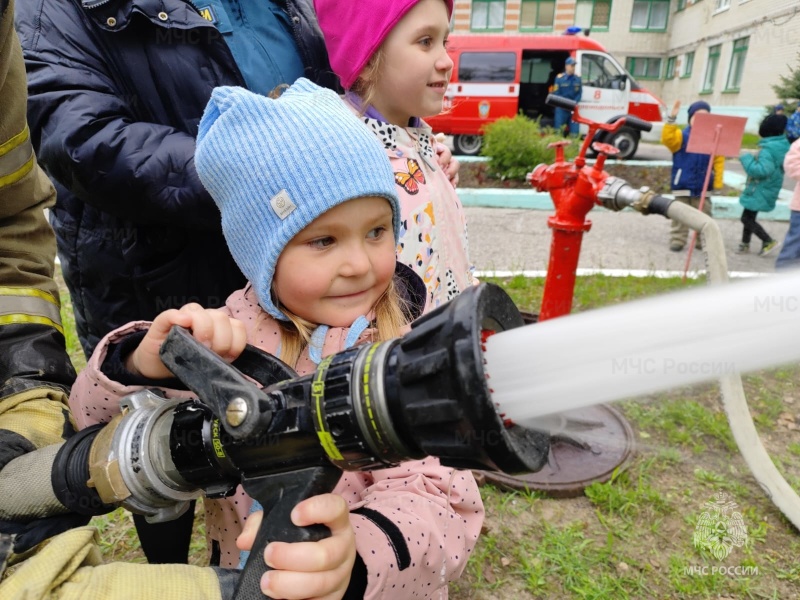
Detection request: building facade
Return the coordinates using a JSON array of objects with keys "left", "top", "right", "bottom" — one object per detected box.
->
[{"left": 451, "top": 0, "right": 799, "bottom": 129}]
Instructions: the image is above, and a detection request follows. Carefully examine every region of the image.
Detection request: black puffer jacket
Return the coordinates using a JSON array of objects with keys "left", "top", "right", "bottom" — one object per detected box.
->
[{"left": 15, "top": 0, "right": 337, "bottom": 356}]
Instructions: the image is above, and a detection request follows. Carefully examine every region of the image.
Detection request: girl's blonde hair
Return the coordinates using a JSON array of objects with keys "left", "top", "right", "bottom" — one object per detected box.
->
[
  {"left": 273, "top": 277, "right": 411, "bottom": 367},
  {"left": 350, "top": 47, "right": 385, "bottom": 115}
]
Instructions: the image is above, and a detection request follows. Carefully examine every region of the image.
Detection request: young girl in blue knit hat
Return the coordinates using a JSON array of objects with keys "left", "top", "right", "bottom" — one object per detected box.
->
[
  {"left": 313, "top": 0, "right": 478, "bottom": 310},
  {"left": 68, "top": 79, "right": 483, "bottom": 600}
]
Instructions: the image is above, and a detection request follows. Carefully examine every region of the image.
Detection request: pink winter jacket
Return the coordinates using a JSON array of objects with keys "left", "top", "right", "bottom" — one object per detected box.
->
[
  {"left": 349, "top": 102, "right": 478, "bottom": 309},
  {"left": 69, "top": 284, "right": 484, "bottom": 597},
  {"left": 784, "top": 138, "right": 800, "bottom": 212}
]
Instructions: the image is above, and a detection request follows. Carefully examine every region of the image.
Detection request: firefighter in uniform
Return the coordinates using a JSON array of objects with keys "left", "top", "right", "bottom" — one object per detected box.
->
[
  {"left": 0, "top": 0, "right": 238, "bottom": 596},
  {"left": 551, "top": 56, "right": 582, "bottom": 136}
]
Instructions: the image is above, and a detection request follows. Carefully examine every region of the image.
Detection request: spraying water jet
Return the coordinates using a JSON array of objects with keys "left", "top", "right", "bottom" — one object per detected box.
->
[{"left": 489, "top": 94, "right": 800, "bottom": 530}]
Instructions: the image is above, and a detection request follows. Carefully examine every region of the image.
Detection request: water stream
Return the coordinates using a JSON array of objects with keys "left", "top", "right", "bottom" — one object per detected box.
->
[{"left": 484, "top": 269, "right": 800, "bottom": 426}]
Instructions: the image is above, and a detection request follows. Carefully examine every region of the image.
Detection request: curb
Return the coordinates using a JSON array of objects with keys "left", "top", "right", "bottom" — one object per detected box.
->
[{"left": 475, "top": 268, "right": 767, "bottom": 280}]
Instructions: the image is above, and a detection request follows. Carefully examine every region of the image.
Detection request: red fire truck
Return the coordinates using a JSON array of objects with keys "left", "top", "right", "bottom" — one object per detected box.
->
[{"left": 427, "top": 34, "right": 667, "bottom": 159}]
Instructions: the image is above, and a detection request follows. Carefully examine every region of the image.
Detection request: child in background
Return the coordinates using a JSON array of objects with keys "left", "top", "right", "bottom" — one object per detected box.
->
[
  {"left": 69, "top": 80, "right": 483, "bottom": 599},
  {"left": 314, "top": 0, "right": 477, "bottom": 310},
  {"left": 776, "top": 138, "right": 800, "bottom": 269},
  {"left": 661, "top": 99, "right": 725, "bottom": 252},
  {"left": 735, "top": 113, "right": 789, "bottom": 256},
  {"left": 786, "top": 106, "right": 800, "bottom": 144}
]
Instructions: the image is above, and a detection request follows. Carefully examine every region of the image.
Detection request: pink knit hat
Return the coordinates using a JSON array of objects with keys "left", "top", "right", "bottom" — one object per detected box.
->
[{"left": 314, "top": 0, "right": 454, "bottom": 89}]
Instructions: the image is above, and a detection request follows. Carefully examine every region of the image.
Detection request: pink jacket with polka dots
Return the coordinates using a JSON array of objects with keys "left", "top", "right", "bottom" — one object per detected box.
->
[
  {"left": 69, "top": 283, "right": 484, "bottom": 598},
  {"left": 349, "top": 101, "right": 477, "bottom": 311}
]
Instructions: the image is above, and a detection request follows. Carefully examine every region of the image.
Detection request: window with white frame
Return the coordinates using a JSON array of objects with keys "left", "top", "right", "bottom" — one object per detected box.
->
[
  {"left": 702, "top": 44, "right": 721, "bottom": 92},
  {"left": 631, "top": 0, "right": 670, "bottom": 31},
  {"left": 725, "top": 37, "right": 748, "bottom": 91},
  {"left": 471, "top": 0, "right": 506, "bottom": 30},
  {"left": 714, "top": 0, "right": 731, "bottom": 11}
]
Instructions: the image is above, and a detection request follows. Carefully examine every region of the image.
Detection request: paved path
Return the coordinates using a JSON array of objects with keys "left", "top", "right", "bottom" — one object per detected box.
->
[
  {"left": 454, "top": 140, "right": 794, "bottom": 277},
  {"left": 466, "top": 205, "right": 788, "bottom": 277}
]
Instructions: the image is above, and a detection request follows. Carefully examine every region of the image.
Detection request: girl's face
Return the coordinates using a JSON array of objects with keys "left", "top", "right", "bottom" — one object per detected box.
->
[
  {"left": 368, "top": 0, "right": 453, "bottom": 125},
  {"left": 273, "top": 196, "right": 397, "bottom": 327}
]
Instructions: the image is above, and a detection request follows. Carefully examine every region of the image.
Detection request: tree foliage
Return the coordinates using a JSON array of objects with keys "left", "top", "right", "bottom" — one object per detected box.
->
[{"left": 771, "top": 52, "right": 800, "bottom": 107}]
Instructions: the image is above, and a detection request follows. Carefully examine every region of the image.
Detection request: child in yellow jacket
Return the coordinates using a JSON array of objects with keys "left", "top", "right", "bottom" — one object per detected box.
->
[{"left": 661, "top": 100, "right": 725, "bottom": 251}]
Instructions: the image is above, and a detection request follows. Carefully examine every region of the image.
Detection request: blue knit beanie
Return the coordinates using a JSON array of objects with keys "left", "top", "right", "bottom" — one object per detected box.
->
[{"left": 195, "top": 79, "right": 401, "bottom": 320}]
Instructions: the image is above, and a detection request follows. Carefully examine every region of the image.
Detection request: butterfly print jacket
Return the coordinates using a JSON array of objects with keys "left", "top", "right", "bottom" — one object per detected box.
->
[
  {"left": 351, "top": 104, "right": 477, "bottom": 309},
  {"left": 68, "top": 273, "right": 484, "bottom": 598}
]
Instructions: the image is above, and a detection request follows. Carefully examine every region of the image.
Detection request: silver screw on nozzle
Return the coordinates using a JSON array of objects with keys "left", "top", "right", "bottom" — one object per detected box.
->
[{"left": 226, "top": 397, "right": 249, "bottom": 427}]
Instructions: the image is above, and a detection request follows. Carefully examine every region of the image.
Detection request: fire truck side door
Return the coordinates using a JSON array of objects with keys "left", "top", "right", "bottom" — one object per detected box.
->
[{"left": 577, "top": 51, "right": 628, "bottom": 126}]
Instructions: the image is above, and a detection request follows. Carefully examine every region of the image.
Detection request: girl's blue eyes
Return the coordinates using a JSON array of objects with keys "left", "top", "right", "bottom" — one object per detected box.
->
[{"left": 419, "top": 37, "right": 449, "bottom": 49}]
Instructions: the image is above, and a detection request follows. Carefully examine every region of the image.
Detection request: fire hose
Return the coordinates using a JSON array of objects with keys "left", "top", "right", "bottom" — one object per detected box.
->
[
  {"left": 530, "top": 93, "right": 800, "bottom": 533},
  {"left": 598, "top": 177, "right": 800, "bottom": 533},
  {"left": 48, "top": 282, "right": 550, "bottom": 599}
]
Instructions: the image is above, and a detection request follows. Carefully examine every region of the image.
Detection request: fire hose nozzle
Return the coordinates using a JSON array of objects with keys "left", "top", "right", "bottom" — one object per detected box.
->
[
  {"left": 598, "top": 177, "right": 673, "bottom": 216},
  {"left": 67, "top": 284, "right": 550, "bottom": 523}
]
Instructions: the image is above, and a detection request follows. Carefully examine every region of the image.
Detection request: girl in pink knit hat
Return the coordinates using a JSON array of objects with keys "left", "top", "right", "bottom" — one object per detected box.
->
[{"left": 314, "top": 0, "right": 477, "bottom": 312}]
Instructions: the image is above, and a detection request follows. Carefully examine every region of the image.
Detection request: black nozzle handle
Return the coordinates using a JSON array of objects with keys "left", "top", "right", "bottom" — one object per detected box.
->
[
  {"left": 160, "top": 326, "right": 289, "bottom": 441},
  {"left": 545, "top": 93, "right": 577, "bottom": 111},
  {"left": 234, "top": 466, "right": 342, "bottom": 600},
  {"left": 621, "top": 114, "right": 652, "bottom": 132}
]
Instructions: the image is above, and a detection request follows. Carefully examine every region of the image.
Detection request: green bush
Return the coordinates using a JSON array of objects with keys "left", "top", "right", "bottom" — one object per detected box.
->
[{"left": 481, "top": 114, "right": 579, "bottom": 180}]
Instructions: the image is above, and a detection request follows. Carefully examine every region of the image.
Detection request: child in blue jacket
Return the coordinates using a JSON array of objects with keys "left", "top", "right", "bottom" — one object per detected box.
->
[{"left": 661, "top": 100, "right": 725, "bottom": 252}]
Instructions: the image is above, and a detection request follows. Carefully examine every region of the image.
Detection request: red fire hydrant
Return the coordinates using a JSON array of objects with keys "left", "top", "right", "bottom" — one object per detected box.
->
[{"left": 527, "top": 97, "right": 652, "bottom": 322}]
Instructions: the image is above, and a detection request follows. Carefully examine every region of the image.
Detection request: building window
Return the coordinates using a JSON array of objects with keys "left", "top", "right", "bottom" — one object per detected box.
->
[
  {"left": 471, "top": 0, "right": 506, "bottom": 30},
  {"left": 702, "top": 44, "right": 721, "bottom": 92},
  {"left": 677, "top": 0, "right": 686, "bottom": 10},
  {"left": 664, "top": 56, "right": 676, "bottom": 79},
  {"left": 625, "top": 56, "right": 662, "bottom": 79},
  {"left": 681, "top": 51, "right": 694, "bottom": 78},
  {"left": 574, "top": 0, "right": 612, "bottom": 31},
  {"left": 520, "top": 0, "right": 555, "bottom": 30},
  {"left": 725, "top": 37, "right": 748, "bottom": 91},
  {"left": 631, "top": 0, "right": 669, "bottom": 31},
  {"left": 714, "top": 0, "right": 731, "bottom": 11}
]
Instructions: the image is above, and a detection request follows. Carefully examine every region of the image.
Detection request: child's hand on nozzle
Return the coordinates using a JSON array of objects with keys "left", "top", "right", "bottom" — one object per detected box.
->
[
  {"left": 127, "top": 303, "right": 247, "bottom": 379},
  {"left": 236, "top": 494, "right": 357, "bottom": 600}
]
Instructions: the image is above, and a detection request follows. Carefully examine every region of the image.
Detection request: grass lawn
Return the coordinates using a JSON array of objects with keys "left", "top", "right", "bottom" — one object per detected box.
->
[{"left": 58, "top": 271, "right": 800, "bottom": 597}]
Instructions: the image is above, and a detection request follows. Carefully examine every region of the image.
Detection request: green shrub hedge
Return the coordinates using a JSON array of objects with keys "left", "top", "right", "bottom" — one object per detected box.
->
[{"left": 481, "top": 114, "right": 579, "bottom": 180}]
